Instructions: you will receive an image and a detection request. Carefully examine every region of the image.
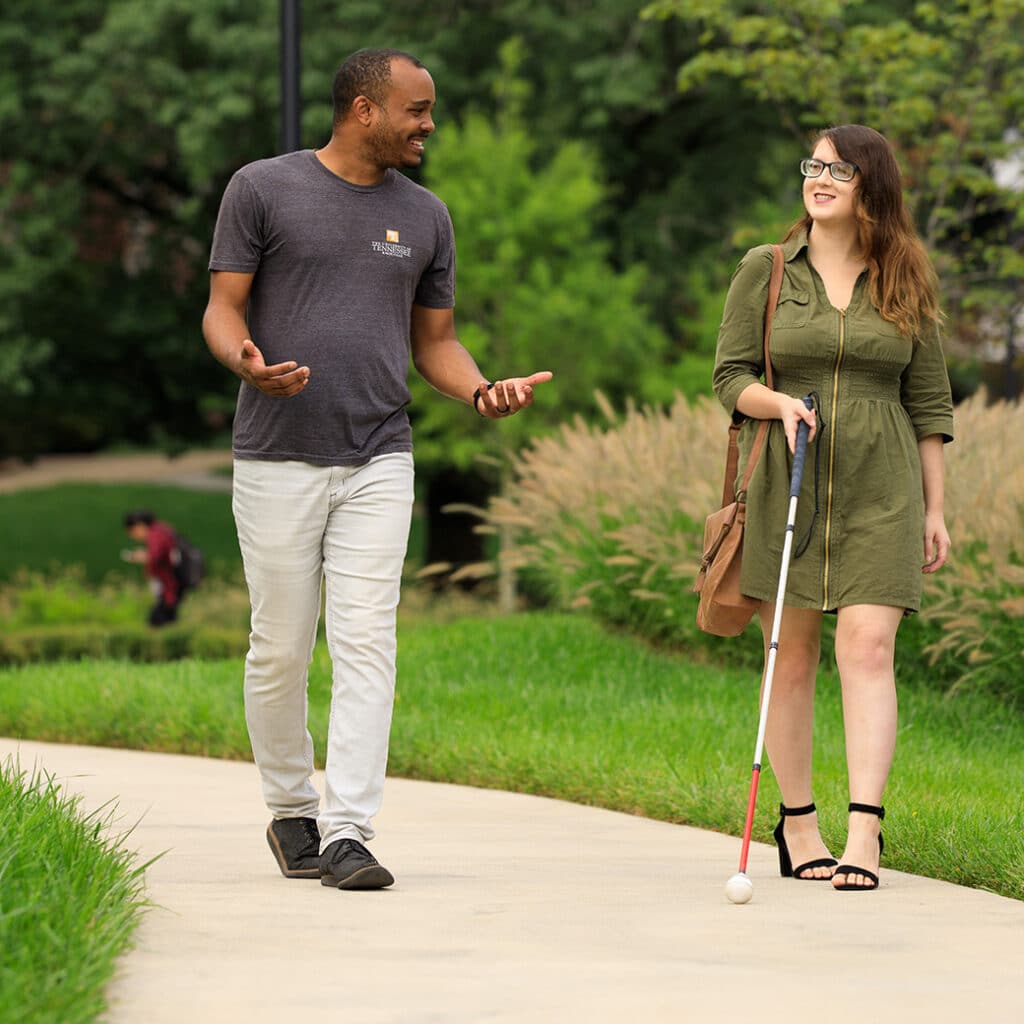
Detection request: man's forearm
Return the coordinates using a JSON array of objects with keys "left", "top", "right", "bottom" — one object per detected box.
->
[
  {"left": 413, "top": 337, "right": 486, "bottom": 405},
  {"left": 202, "top": 302, "right": 250, "bottom": 378}
]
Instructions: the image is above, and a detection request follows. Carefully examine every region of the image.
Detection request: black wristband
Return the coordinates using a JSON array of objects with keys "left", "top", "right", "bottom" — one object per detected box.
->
[{"left": 472, "top": 382, "right": 494, "bottom": 416}]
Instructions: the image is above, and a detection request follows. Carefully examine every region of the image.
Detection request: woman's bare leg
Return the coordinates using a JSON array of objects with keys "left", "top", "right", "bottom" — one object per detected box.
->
[
  {"left": 758, "top": 603, "right": 833, "bottom": 878},
  {"left": 832, "top": 603, "right": 903, "bottom": 889}
]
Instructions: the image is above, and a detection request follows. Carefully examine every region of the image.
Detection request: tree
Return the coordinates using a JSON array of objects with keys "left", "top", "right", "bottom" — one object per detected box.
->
[
  {"left": 645, "top": 0, "right": 1024, "bottom": 360},
  {"left": 412, "top": 41, "right": 668, "bottom": 604},
  {"left": 3, "top": 0, "right": 793, "bottom": 459},
  {"left": 0, "top": 0, "right": 282, "bottom": 458}
]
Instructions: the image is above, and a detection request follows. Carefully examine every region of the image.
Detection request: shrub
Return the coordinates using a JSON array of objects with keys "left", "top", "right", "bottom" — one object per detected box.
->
[
  {"left": 0, "top": 567, "right": 143, "bottom": 630},
  {"left": 481, "top": 390, "right": 1024, "bottom": 699},
  {"left": 0, "top": 570, "right": 251, "bottom": 665},
  {"left": 0, "top": 624, "right": 249, "bottom": 666}
]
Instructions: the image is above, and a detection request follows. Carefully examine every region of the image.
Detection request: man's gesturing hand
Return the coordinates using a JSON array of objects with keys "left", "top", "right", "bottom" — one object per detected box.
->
[
  {"left": 475, "top": 371, "right": 554, "bottom": 419},
  {"left": 238, "top": 338, "right": 310, "bottom": 397}
]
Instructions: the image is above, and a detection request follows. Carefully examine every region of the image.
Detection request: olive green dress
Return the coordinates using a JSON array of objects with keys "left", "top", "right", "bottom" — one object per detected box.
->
[{"left": 712, "top": 231, "right": 954, "bottom": 612}]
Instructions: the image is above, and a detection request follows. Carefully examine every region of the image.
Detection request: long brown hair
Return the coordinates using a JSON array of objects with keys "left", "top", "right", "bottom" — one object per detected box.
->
[{"left": 785, "top": 124, "right": 940, "bottom": 339}]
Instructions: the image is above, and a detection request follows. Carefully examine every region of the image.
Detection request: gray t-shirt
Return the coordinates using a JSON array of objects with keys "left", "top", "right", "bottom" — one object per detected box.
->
[{"left": 209, "top": 150, "right": 456, "bottom": 465}]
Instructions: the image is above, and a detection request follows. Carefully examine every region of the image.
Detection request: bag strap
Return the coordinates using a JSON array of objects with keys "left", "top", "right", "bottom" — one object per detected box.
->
[{"left": 720, "top": 244, "right": 785, "bottom": 506}]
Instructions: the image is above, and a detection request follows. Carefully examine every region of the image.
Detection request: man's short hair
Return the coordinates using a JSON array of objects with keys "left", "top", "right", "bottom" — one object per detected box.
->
[
  {"left": 331, "top": 48, "right": 425, "bottom": 124},
  {"left": 124, "top": 509, "right": 155, "bottom": 529}
]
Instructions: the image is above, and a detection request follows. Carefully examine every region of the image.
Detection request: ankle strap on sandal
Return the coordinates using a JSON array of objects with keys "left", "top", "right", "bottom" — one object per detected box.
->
[
  {"left": 779, "top": 802, "right": 817, "bottom": 817},
  {"left": 848, "top": 802, "right": 885, "bottom": 819}
]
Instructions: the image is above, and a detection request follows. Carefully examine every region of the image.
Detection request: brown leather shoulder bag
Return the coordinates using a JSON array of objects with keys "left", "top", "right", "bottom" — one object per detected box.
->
[{"left": 694, "top": 244, "right": 784, "bottom": 636}]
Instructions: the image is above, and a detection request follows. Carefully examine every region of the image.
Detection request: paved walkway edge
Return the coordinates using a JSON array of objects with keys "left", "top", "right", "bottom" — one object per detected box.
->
[{"left": 2, "top": 738, "right": 1022, "bottom": 1024}]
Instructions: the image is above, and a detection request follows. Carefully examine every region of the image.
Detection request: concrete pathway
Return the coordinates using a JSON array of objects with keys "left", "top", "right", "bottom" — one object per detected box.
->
[
  {"left": 2, "top": 738, "right": 1022, "bottom": 1023},
  {"left": 0, "top": 450, "right": 233, "bottom": 493}
]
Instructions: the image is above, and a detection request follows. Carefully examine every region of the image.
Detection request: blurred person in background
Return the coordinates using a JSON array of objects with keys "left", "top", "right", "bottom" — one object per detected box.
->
[{"left": 122, "top": 509, "right": 182, "bottom": 627}]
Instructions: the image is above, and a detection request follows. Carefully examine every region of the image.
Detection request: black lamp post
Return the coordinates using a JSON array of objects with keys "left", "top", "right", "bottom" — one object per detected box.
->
[{"left": 279, "top": 0, "right": 301, "bottom": 154}]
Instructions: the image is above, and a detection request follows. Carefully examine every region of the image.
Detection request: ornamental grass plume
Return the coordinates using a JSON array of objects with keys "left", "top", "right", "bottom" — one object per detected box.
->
[
  {"left": 919, "top": 391, "right": 1024, "bottom": 694},
  {"left": 481, "top": 388, "right": 1024, "bottom": 697},
  {"left": 480, "top": 392, "right": 726, "bottom": 639}
]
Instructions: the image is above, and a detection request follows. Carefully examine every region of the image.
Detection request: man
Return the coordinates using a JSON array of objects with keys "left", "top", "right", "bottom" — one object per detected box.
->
[
  {"left": 122, "top": 509, "right": 183, "bottom": 627},
  {"left": 202, "top": 48, "right": 551, "bottom": 891}
]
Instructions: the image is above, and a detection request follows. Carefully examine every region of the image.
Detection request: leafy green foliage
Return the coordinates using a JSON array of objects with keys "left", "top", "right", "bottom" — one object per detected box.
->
[
  {"left": 0, "top": 0, "right": 282, "bottom": 457},
  {"left": 646, "top": 0, "right": 1024, "bottom": 349},
  {"left": 1, "top": 0, "right": 786, "bottom": 460},
  {"left": 3, "top": 0, "right": 1014, "bottom": 466},
  {"left": 0, "top": 569, "right": 143, "bottom": 629},
  {"left": 0, "top": 620, "right": 248, "bottom": 667},
  {"left": 0, "top": 567, "right": 252, "bottom": 665},
  {"left": 412, "top": 41, "right": 668, "bottom": 473}
]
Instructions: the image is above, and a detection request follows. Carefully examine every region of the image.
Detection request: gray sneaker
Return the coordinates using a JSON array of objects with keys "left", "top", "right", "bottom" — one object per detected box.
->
[
  {"left": 319, "top": 838, "right": 395, "bottom": 890},
  {"left": 266, "top": 817, "right": 321, "bottom": 879}
]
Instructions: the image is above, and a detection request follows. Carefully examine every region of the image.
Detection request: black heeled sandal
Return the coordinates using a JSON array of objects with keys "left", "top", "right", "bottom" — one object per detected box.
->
[
  {"left": 833, "top": 802, "right": 885, "bottom": 892},
  {"left": 774, "top": 802, "right": 838, "bottom": 880}
]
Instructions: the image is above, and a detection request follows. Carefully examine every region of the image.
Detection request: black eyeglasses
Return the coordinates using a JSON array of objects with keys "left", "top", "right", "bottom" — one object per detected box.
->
[{"left": 800, "top": 158, "right": 859, "bottom": 182}]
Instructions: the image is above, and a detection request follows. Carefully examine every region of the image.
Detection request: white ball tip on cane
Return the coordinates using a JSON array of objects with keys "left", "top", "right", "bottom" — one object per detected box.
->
[{"left": 725, "top": 872, "right": 754, "bottom": 904}]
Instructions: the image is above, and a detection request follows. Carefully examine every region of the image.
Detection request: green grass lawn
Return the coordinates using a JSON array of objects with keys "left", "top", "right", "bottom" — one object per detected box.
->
[
  {"left": 0, "top": 759, "right": 149, "bottom": 1024},
  {"left": 0, "top": 484, "right": 240, "bottom": 584},
  {"left": 0, "top": 482, "right": 427, "bottom": 585},
  {"left": 2, "top": 611, "right": 1021, "bottom": 901},
  {"left": 6, "top": 474, "right": 1019, "bottom": 1024}
]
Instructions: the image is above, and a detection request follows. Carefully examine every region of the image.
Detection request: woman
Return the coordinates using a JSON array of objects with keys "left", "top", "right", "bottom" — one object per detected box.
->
[{"left": 712, "top": 125, "right": 954, "bottom": 891}]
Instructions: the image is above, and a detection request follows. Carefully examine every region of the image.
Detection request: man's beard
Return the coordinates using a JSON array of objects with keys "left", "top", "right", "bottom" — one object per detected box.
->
[{"left": 369, "top": 119, "right": 412, "bottom": 169}]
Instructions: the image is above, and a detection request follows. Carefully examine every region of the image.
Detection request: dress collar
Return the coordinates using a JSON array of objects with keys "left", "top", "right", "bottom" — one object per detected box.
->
[{"left": 781, "top": 226, "right": 810, "bottom": 263}]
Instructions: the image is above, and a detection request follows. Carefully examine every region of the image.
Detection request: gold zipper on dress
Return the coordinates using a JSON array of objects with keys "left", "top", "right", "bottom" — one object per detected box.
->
[{"left": 822, "top": 308, "right": 845, "bottom": 610}]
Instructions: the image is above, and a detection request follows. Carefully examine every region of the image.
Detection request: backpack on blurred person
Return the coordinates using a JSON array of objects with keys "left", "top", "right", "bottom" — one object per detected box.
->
[{"left": 173, "top": 534, "right": 206, "bottom": 592}]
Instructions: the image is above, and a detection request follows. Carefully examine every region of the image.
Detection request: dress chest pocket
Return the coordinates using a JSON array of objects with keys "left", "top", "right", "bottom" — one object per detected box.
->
[{"left": 772, "top": 289, "right": 811, "bottom": 329}]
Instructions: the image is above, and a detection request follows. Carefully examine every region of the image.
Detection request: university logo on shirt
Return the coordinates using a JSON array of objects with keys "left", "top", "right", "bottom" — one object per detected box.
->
[{"left": 371, "top": 229, "right": 412, "bottom": 258}]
